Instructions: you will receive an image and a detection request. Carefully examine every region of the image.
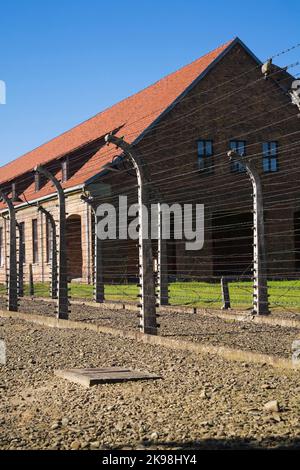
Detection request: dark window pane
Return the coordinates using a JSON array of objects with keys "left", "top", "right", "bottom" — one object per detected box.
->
[
  {"left": 262, "top": 142, "right": 278, "bottom": 173},
  {"left": 263, "top": 157, "right": 269, "bottom": 172},
  {"left": 270, "top": 157, "right": 277, "bottom": 172},
  {"left": 197, "top": 140, "right": 214, "bottom": 174},
  {"left": 237, "top": 142, "right": 245, "bottom": 156},
  {"left": 270, "top": 142, "right": 277, "bottom": 156},
  {"left": 197, "top": 141, "right": 204, "bottom": 156},
  {"left": 262, "top": 142, "right": 268, "bottom": 156},
  {"left": 206, "top": 141, "right": 213, "bottom": 156}
]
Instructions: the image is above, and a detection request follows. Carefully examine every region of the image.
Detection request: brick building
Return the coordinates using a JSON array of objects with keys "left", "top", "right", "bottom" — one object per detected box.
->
[{"left": 0, "top": 37, "right": 299, "bottom": 286}]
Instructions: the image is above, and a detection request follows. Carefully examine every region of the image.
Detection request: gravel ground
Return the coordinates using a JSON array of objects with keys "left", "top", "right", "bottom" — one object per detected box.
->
[
  {"left": 1, "top": 317, "right": 300, "bottom": 450},
  {"left": 1, "top": 297, "right": 300, "bottom": 358}
]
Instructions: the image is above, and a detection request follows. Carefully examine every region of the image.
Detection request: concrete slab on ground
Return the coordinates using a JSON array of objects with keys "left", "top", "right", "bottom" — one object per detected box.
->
[{"left": 54, "top": 367, "right": 161, "bottom": 387}]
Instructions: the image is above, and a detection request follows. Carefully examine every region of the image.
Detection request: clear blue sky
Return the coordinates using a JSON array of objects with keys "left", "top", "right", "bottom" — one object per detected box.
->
[{"left": 0, "top": 0, "right": 299, "bottom": 166}]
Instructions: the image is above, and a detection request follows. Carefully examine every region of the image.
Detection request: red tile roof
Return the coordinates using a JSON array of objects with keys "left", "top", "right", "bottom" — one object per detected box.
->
[{"left": 0, "top": 38, "right": 237, "bottom": 204}]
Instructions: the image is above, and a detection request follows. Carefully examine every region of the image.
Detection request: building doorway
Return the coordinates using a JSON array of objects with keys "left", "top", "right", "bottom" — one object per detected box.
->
[{"left": 66, "top": 214, "right": 83, "bottom": 280}]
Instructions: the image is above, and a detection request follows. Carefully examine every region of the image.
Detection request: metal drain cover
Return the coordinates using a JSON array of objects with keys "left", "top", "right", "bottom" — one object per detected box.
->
[{"left": 55, "top": 367, "right": 160, "bottom": 387}]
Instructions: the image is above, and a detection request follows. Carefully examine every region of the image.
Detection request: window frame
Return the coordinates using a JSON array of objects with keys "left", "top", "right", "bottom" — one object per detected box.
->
[
  {"left": 262, "top": 141, "right": 278, "bottom": 173},
  {"left": 197, "top": 139, "right": 214, "bottom": 174}
]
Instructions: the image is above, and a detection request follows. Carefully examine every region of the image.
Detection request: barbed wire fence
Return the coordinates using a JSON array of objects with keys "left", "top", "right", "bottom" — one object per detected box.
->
[{"left": 0, "top": 43, "right": 300, "bottom": 336}]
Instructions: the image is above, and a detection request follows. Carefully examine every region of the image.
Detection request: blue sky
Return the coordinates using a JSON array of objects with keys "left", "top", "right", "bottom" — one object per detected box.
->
[{"left": 0, "top": 0, "right": 299, "bottom": 166}]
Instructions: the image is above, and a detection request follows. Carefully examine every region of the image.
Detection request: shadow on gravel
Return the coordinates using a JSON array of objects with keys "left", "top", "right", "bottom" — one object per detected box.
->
[{"left": 138, "top": 437, "right": 300, "bottom": 450}]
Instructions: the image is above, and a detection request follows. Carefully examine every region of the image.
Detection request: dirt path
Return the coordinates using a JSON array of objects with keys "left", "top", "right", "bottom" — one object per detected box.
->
[
  {"left": 3, "top": 297, "right": 300, "bottom": 358},
  {"left": 1, "top": 317, "right": 300, "bottom": 450}
]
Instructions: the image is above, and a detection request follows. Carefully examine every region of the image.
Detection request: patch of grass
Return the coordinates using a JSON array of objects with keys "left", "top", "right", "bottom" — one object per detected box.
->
[{"left": 1, "top": 280, "right": 300, "bottom": 311}]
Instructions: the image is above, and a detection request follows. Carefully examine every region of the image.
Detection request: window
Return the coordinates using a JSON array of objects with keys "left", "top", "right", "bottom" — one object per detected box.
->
[
  {"left": 197, "top": 140, "right": 213, "bottom": 174},
  {"left": 61, "top": 158, "right": 69, "bottom": 182},
  {"left": 230, "top": 141, "right": 246, "bottom": 172},
  {"left": 262, "top": 142, "right": 278, "bottom": 173},
  {"left": 0, "top": 227, "right": 3, "bottom": 266},
  {"left": 19, "top": 222, "right": 26, "bottom": 263},
  {"left": 46, "top": 218, "right": 53, "bottom": 263},
  {"left": 32, "top": 219, "right": 38, "bottom": 264}
]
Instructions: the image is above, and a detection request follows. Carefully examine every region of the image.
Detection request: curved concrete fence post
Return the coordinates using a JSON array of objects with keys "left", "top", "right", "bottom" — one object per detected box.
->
[
  {"left": 34, "top": 165, "right": 68, "bottom": 319},
  {"left": 16, "top": 221, "right": 24, "bottom": 297},
  {"left": 28, "top": 263, "right": 34, "bottom": 296},
  {"left": 0, "top": 191, "right": 18, "bottom": 311},
  {"left": 228, "top": 151, "right": 269, "bottom": 315},
  {"left": 105, "top": 134, "right": 158, "bottom": 335}
]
